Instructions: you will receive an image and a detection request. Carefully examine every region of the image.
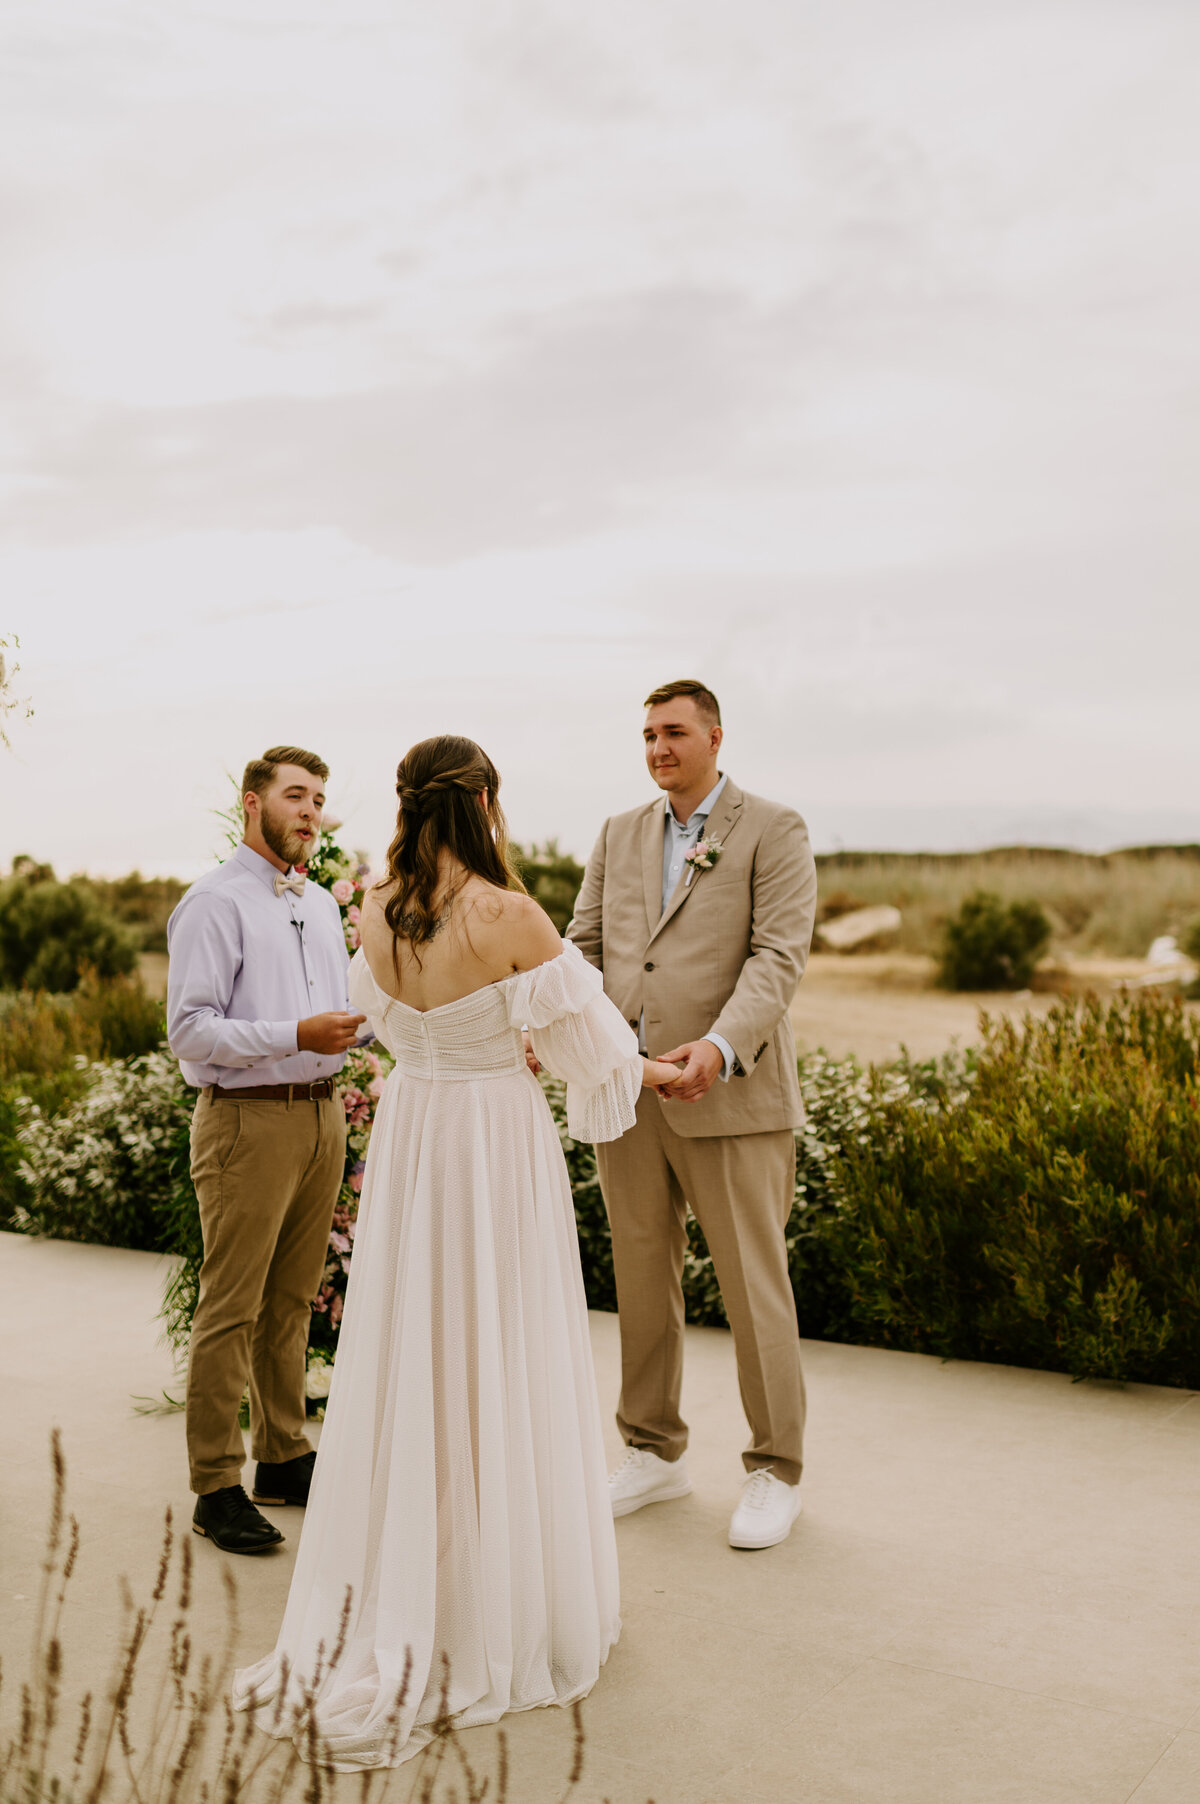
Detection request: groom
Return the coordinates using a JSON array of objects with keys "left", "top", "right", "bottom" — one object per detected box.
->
[
  {"left": 568, "top": 681, "right": 817, "bottom": 1549},
  {"left": 167, "top": 745, "right": 365, "bottom": 1554}
]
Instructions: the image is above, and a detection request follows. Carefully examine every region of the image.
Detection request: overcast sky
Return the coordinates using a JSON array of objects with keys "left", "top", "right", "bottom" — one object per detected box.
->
[{"left": 2, "top": 0, "right": 1197, "bottom": 878}]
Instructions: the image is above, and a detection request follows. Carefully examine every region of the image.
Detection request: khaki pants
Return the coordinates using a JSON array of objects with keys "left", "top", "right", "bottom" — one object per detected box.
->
[
  {"left": 186, "top": 1090, "right": 346, "bottom": 1495},
  {"left": 597, "top": 1092, "right": 805, "bottom": 1486}
]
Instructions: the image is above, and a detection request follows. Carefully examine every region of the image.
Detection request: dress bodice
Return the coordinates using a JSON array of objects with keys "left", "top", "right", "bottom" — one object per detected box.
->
[
  {"left": 347, "top": 940, "right": 643, "bottom": 1142},
  {"left": 348, "top": 954, "right": 527, "bottom": 1080}
]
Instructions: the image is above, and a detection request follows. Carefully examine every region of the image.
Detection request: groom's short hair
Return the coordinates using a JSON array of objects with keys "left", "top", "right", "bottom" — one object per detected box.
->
[
  {"left": 643, "top": 680, "right": 721, "bottom": 727},
  {"left": 242, "top": 745, "right": 330, "bottom": 812}
]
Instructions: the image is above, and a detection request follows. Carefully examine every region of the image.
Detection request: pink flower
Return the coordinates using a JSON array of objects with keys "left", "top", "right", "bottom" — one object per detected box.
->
[
  {"left": 345, "top": 924, "right": 361, "bottom": 950},
  {"left": 349, "top": 1167, "right": 363, "bottom": 1192},
  {"left": 368, "top": 1076, "right": 384, "bottom": 1099},
  {"left": 331, "top": 879, "right": 355, "bottom": 905},
  {"left": 346, "top": 904, "right": 361, "bottom": 924},
  {"left": 329, "top": 1293, "right": 344, "bottom": 1327},
  {"left": 329, "top": 1230, "right": 351, "bottom": 1254},
  {"left": 341, "top": 1087, "right": 370, "bottom": 1125}
]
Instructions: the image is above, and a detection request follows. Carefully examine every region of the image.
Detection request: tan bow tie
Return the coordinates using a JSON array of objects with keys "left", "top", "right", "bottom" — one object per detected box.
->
[{"left": 273, "top": 872, "right": 306, "bottom": 899}]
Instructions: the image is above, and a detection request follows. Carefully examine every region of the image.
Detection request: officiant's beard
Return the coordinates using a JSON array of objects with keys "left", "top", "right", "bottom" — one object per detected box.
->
[{"left": 259, "top": 803, "right": 313, "bottom": 870}]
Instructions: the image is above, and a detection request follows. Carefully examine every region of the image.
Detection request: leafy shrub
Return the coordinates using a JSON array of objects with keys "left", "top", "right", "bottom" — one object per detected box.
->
[
  {"left": 70, "top": 966, "right": 165, "bottom": 1059},
  {"left": 0, "top": 976, "right": 164, "bottom": 1228},
  {"left": 828, "top": 996, "right": 1200, "bottom": 1385},
  {"left": 0, "top": 988, "right": 100, "bottom": 1082},
  {"left": 512, "top": 841, "right": 586, "bottom": 935},
  {"left": 542, "top": 1054, "right": 968, "bottom": 1334},
  {"left": 80, "top": 868, "right": 189, "bottom": 952},
  {"left": 13, "top": 1051, "right": 193, "bottom": 1250},
  {"left": 938, "top": 889, "right": 1051, "bottom": 990},
  {"left": 0, "top": 874, "right": 138, "bottom": 990}
]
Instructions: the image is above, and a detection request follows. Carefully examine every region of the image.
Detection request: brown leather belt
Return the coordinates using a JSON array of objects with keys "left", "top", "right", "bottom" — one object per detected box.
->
[{"left": 206, "top": 1080, "right": 336, "bottom": 1102}]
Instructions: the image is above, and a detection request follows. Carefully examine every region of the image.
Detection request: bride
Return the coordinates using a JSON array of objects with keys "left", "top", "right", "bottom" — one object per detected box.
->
[{"left": 232, "top": 735, "right": 681, "bottom": 1768}]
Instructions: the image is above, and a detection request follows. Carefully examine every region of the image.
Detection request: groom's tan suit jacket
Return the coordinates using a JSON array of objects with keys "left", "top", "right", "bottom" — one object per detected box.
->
[{"left": 567, "top": 779, "right": 817, "bottom": 1135}]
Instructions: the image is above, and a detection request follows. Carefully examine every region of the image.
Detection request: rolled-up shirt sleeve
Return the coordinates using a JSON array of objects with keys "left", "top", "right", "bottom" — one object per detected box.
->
[{"left": 167, "top": 893, "right": 299, "bottom": 1069}]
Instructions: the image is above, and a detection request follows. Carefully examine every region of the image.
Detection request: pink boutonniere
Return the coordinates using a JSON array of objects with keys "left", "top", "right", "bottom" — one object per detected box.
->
[{"left": 683, "top": 836, "right": 724, "bottom": 887}]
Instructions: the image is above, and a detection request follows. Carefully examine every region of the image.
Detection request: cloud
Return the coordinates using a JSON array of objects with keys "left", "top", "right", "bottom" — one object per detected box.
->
[{"left": 1, "top": 286, "right": 798, "bottom": 560}]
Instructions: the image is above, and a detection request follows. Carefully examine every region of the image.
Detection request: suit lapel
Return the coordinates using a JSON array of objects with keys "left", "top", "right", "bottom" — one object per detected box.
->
[
  {"left": 646, "top": 781, "right": 744, "bottom": 948},
  {"left": 642, "top": 805, "right": 665, "bottom": 939}
]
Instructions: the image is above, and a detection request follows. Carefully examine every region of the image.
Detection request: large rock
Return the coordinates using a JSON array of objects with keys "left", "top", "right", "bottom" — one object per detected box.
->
[{"left": 816, "top": 904, "right": 902, "bottom": 952}]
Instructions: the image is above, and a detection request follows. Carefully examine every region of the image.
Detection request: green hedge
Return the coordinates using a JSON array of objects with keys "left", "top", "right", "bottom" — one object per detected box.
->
[
  {"left": 9, "top": 995, "right": 1200, "bottom": 1388},
  {"left": 827, "top": 996, "right": 1200, "bottom": 1385}
]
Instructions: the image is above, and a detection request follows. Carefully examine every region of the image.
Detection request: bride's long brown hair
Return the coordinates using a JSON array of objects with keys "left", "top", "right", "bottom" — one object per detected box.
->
[{"left": 379, "top": 735, "right": 526, "bottom": 949}]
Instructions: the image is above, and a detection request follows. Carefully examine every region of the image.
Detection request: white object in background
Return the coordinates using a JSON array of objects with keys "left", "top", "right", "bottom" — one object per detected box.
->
[
  {"left": 1120, "top": 935, "right": 1198, "bottom": 991},
  {"left": 816, "top": 904, "right": 902, "bottom": 952}
]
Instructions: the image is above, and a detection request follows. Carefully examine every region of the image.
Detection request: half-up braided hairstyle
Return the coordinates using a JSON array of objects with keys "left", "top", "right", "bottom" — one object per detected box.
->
[{"left": 380, "top": 735, "right": 526, "bottom": 947}]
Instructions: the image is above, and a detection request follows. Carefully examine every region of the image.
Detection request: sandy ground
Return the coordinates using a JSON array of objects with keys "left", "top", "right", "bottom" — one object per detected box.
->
[
  {"left": 788, "top": 953, "right": 1056, "bottom": 1064},
  {"left": 789, "top": 953, "right": 1200, "bottom": 1065}
]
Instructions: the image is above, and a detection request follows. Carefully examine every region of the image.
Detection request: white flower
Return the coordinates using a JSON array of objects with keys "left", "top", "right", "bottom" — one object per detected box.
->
[{"left": 305, "top": 1360, "right": 333, "bottom": 1399}]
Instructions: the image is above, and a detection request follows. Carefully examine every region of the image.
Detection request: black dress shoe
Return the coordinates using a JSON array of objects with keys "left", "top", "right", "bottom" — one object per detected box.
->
[
  {"left": 253, "top": 1449, "right": 317, "bottom": 1507},
  {"left": 192, "top": 1484, "right": 284, "bottom": 1554}
]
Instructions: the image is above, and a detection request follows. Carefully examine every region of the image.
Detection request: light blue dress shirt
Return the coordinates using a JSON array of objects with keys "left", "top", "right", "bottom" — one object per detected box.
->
[
  {"left": 166, "top": 842, "right": 351, "bottom": 1090},
  {"left": 644, "top": 772, "right": 738, "bottom": 1079}
]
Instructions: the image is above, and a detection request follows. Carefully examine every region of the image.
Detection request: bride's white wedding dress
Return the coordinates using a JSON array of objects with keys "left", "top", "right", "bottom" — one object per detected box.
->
[{"left": 232, "top": 939, "right": 641, "bottom": 1769}]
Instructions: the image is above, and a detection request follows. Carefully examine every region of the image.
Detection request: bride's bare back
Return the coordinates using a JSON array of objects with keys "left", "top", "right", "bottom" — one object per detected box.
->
[{"left": 358, "top": 863, "right": 561, "bottom": 1014}]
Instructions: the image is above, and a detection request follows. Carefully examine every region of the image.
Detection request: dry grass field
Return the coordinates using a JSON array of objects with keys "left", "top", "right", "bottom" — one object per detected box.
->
[{"left": 817, "top": 845, "right": 1200, "bottom": 959}]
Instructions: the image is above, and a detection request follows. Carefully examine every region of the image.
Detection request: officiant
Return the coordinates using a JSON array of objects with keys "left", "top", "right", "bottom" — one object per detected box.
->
[{"left": 166, "top": 745, "right": 366, "bottom": 1555}]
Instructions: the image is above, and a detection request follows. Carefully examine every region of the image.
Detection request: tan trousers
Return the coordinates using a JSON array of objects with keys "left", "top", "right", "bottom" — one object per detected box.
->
[
  {"left": 597, "top": 1092, "right": 805, "bottom": 1486},
  {"left": 186, "top": 1090, "right": 346, "bottom": 1495}
]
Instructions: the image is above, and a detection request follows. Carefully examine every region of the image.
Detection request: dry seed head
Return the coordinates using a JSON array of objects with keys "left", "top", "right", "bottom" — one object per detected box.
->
[
  {"left": 152, "top": 1510, "right": 173, "bottom": 1602},
  {"left": 567, "top": 1698, "right": 585, "bottom": 1786},
  {"left": 329, "top": 1586, "right": 352, "bottom": 1672},
  {"left": 178, "top": 1535, "right": 192, "bottom": 1613},
  {"left": 270, "top": 1656, "right": 291, "bottom": 1733},
  {"left": 72, "top": 1692, "right": 93, "bottom": 1775},
  {"left": 62, "top": 1516, "right": 80, "bottom": 1585},
  {"left": 18, "top": 1681, "right": 34, "bottom": 1759}
]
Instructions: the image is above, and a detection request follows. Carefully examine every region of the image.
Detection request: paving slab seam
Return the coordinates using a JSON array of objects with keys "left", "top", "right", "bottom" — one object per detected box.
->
[{"left": 1122, "top": 1733, "right": 1194, "bottom": 1804}]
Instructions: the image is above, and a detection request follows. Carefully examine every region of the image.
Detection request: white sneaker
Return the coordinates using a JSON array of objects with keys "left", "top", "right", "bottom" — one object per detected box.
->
[
  {"left": 728, "top": 1469, "right": 802, "bottom": 1549},
  {"left": 607, "top": 1448, "right": 693, "bottom": 1518}
]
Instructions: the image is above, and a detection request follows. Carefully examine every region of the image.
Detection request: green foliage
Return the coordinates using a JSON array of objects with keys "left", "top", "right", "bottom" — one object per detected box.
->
[
  {"left": 13, "top": 993, "right": 1200, "bottom": 1391},
  {"left": 828, "top": 996, "right": 1200, "bottom": 1385},
  {"left": 938, "top": 889, "right": 1051, "bottom": 991},
  {"left": 0, "top": 974, "right": 165, "bottom": 1227},
  {"left": 12, "top": 1051, "right": 193, "bottom": 1251},
  {"left": 81, "top": 869, "right": 189, "bottom": 953},
  {"left": 68, "top": 966, "right": 165, "bottom": 1059},
  {"left": 512, "top": 840, "right": 586, "bottom": 935},
  {"left": 0, "top": 872, "right": 138, "bottom": 990}
]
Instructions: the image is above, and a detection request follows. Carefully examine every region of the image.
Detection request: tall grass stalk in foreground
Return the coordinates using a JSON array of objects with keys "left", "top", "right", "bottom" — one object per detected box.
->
[{"left": 2, "top": 1432, "right": 642, "bottom": 1804}]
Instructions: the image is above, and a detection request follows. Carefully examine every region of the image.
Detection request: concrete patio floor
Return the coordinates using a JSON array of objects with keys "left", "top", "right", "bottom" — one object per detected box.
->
[{"left": 4, "top": 1230, "right": 1200, "bottom": 1804}]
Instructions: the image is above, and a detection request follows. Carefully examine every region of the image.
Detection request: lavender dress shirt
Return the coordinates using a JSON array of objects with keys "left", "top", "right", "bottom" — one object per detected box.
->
[{"left": 166, "top": 842, "right": 351, "bottom": 1090}]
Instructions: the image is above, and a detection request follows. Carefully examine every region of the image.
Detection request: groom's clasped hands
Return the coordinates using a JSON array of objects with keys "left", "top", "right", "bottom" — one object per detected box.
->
[{"left": 647, "top": 1037, "right": 724, "bottom": 1102}]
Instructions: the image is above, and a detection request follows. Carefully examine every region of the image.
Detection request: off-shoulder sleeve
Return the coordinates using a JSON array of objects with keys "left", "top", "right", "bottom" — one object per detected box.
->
[
  {"left": 505, "top": 941, "right": 641, "bottom": 1143},
  {"left": 348, "top": 950, "right": 396, "bottom": 1056}
]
